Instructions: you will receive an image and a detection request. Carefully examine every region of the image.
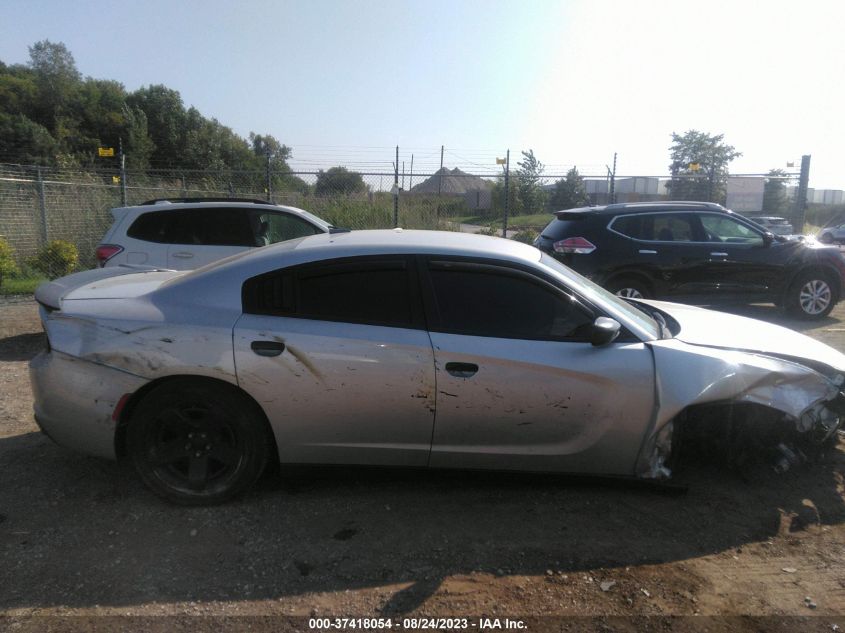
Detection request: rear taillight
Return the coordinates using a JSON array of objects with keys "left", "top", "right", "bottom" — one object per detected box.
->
[
  {"left": 553, "top": 237, "right": 596, "bottom": 254},
  {"left": 95, "top": 244, "right": 123, "bottom": 267}
]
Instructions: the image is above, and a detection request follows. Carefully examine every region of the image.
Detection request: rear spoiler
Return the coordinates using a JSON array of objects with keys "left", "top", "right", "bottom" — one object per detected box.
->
[{"left": 34, "top": 265, "right": 173, "bottom": 311}]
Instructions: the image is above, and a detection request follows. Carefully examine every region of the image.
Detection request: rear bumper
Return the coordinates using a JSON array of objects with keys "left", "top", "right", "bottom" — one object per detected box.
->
[{"left": 29, "top": 351, "right": 148, "bottom": 460}]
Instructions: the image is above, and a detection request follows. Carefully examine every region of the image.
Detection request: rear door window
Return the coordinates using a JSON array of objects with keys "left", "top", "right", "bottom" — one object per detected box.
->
[
  {"left": 242, "top": 257, "right": 420, "bottom": 329},
  {"left": 612, "top": 213, "right": 698, "bottom": 242}
]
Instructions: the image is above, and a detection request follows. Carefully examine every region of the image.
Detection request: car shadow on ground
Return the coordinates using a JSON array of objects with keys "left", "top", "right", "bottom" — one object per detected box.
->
[
  {"left": 0, "top": 332, "right": 45, "bottom": 362},
  {"left": 1, "top": 430, "right": 843, "bottom": 613}
]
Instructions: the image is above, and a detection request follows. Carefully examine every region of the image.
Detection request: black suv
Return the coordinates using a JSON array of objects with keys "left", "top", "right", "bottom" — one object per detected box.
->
[{"left": 535, "top": 201, "right": 845, "bottom": 319}]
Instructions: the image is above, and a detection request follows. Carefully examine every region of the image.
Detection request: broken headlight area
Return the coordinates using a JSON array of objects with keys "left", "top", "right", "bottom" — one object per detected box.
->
[{"left": 645, "top": 398, "right": 844, "bottom": 478}]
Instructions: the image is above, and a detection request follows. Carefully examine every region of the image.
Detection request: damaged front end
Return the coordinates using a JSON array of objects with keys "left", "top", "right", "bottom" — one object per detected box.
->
[{"left": 636, "top": 340, "right": 845, "bottom": 479}]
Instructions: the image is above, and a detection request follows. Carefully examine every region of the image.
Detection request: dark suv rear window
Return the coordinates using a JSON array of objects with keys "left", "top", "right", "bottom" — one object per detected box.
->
[{"left": 541, "top": 215, "right": 590, "bottom": 240}]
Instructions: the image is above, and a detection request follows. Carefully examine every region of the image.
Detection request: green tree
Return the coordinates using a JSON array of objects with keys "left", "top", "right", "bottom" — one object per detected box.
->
[
  {"left": 0, "top": 113, "right": 57, "bottom": 164},
  {"left": 28, "top": 40, "right": 81, "bottom": 133},
  {"left": 762, "top": 168, "right": 789, "bottom": 215},
  {"left": 490, "top": 175, "right": 524, "bottom": 218},
  {"left": 549, "top": 167, "right": 589, "bottom": 209},
  {"left": 515, "top": 149, "right": 546, "bottom": 214},
  {"left": 315, "top": 167, "right": 367, "bottom": 196},
  {"left": 126, "top": 85, "right": 186, "bottom": 167},
  {"left": 666, "top": 130, "right": 741, "bottom": 204}
]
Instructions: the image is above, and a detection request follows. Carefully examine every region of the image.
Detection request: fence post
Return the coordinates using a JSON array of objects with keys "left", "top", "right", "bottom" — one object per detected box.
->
[
  {"left": 794, "top": 154, "right": 811, "bottom": 233},
  {"left": 393, "top": 145, "right": 399, "bottom": 228},
  {"left": 609, "top": 152, "right": 617, "bottom": 204},
  {"left": 119, "top": 145, "right": 127, "bottom": 206},
  {"left": 36, "top": 167, "right": 49, "bottom": 244},
  {"left": 181, "top": 173, "right": 188, "bottom": 197},
  {"left": 265, "top": 151, "right": 272, "bottom": 202},
  {"left": 503, "top": 149, "right": 510, "bottom": 238},
  {"left": 437, "top": 145, "right": 444, "bottom": 219}
]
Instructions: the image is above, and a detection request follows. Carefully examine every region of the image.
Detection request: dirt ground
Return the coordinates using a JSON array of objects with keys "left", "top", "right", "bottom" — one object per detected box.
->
[{"left": 1, "top": 295, "right": 844, "bottom": 631}]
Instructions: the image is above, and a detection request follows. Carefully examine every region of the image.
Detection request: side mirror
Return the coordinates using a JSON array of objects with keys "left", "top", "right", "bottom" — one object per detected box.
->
[
  {"left": 590, "top": 317, "right": 621, "bottom": 347},
  {"left": 762, "top": 232, "right": 774, "bottom": 246}
]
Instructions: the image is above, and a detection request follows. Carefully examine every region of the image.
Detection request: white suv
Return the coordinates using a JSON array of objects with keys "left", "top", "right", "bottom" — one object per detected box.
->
[{"left": 95, "top": 198, "right": 333, "bottom": 269}]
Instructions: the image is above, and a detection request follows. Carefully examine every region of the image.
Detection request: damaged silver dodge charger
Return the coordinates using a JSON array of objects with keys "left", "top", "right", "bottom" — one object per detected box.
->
[{"left": 30, "top": 230, "right": 845, "bottom": 504}]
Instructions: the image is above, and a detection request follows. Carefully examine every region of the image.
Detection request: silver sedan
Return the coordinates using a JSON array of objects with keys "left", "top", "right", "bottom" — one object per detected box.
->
[{"left": 30, "top": 230, "right": 845, "bottom": 504}]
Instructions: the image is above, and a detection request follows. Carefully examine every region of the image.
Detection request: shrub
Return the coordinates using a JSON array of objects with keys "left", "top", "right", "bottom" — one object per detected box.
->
[
  {"left": 0, "top": 238, "right": 20, "bottom": 288},
  {"left": 512, "top": 228, "right": 539, "bottom": 244},
  {"left": 30, "top": 240, "right": 79, "bottom": 279}
]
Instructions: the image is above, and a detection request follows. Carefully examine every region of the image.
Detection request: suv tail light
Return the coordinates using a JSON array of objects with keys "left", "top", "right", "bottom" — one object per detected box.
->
[
  {"left": 95, "top": 244, "right": 123, "bottom": 267},
  {"left": 553, "top": 237, "right": 596, "bottom": 254}
]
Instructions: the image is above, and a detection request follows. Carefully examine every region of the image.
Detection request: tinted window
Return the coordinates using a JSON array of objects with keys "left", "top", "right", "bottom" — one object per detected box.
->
[
  {"left": 700, "top": 214, "right": 763, "bottom": 245},
  {"left": 243, "top": 259, "right": 414, "bottom": 328},
  {"left": 128, "top": 208, "right": 256, "bottom": 246},
  {"left": 611, "top": 215, "right": 645, "bottom": 239},
  {"left": 197, "top": 208, "right": 255, "bottom": 246},
  {"left": 429, "top": 263, "right": 593, "bottom": 340},
  {"left": 613, "top": 213, "right": 696, "bottom": 241},
  {"left": 127, "top": 211, "right": 171, "bottom": 243}
]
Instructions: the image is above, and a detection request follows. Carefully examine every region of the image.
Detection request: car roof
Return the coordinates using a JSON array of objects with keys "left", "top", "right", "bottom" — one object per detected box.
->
[
  {"left": 110, "top": 199, "right": 332, "bottom": 229},
  {"left": 553, "top": 201, "right": 728, "bottom": 217},
  {"left": 169, "top": 229, "right": 541, "bottom": 285}
]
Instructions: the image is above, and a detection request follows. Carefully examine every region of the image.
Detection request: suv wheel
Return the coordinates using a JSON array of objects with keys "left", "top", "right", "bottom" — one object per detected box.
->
[
  {"left": 818, "top": 232, "right": 834, "bottom": 244},
  {"left": 607, "top": 276, "right": 651, "bottom": 300},
  {"left": 786, "top": 271, "right": 837, "bottom": 319}
]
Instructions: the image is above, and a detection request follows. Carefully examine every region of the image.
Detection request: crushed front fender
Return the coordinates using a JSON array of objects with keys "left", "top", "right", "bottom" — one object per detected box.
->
[{"left": 636, "top": 339, "right": 843, "bottom": 478}]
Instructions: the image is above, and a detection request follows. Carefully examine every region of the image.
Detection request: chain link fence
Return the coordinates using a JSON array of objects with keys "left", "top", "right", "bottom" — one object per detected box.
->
[{"left": 0, "top": 162, "right": 823, "bottom": 294}]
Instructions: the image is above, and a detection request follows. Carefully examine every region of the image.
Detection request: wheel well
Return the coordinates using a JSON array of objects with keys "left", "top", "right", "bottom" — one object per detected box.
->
[
  {"left": 605, "top": 271, "right": 654, "bottom": 294},
  {"left": 784, "top": 265, "right": 841, "bottom": 302},
  {"left": 113, "top": 375, "right": 279, "bottom": 463}
]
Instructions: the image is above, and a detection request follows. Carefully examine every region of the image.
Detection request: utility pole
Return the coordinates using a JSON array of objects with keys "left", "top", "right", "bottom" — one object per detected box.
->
[
  {"left": 794, "top": 154, "right": 811, "bottom": 233},
  {"left": 393, "top": 145, "right": 399, "bottom": 227},
  {"left": 402, "top": 161, "right": 405, "bottom": 190},
  {"left": 437, "top": 145, "right": 444, "bottom": 219},
  {"left": 265, "top": 151, "right": 272, "bottom": 202},
  {"left": 119, "top": 137, "right": 127, "bottom": 206},
  {"left": 409, "top": 154, "right": 414, "bottom": 191},
  {"left": 503, "top": 149, "right": 510, "bottom": 238}
]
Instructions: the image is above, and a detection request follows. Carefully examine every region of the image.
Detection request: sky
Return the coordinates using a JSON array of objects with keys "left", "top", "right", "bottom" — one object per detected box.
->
[{"left": 1, "top": 0, "right": 844, "bottom": 188}]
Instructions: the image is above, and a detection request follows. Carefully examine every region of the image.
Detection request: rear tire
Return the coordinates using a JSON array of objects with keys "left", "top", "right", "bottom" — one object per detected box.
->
[
  {"left": 606, "top": 276, "right": 652, "bottom": 300},
  {"left": 127, "top": 379, "right": 269, "bottom": 505},
  {"left": 785, "top": 270, "right": 837, "bottom": 319}
]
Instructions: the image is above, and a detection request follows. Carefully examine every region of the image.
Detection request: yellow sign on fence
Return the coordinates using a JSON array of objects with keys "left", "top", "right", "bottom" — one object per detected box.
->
[
  {"left": 688, "top": 162, "right": 701, "bottom": 172},
  {"left": 112, "top": 175, "right": 121, "bottom": 184},
  {"left": 98, "top": 147, "right": 115, "bottom": 157},
  {"left": 496, "top": 158, "right": 506, "bottom": 165}
]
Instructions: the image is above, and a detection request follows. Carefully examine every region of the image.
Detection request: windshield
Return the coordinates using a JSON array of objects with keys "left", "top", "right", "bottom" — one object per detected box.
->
[{"left": 538, "top": 253, "right": 660, "bottom": 339}]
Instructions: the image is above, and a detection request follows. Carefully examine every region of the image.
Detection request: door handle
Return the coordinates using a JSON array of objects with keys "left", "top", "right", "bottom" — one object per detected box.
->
[
  {"left": 171, "top": 252, "right": 194, "bottom": 259},
  {"left": 710, "top": 252, "right": 728, "bottom": 257},
  {"left": 445, "top": 362, "right": 478, "bottom": 378},
  {"left": 250, "top": 340, "right": 285, "bottom": 357},
  {"left": 638, "top": 249, "right": 658, "bottom": 254}
]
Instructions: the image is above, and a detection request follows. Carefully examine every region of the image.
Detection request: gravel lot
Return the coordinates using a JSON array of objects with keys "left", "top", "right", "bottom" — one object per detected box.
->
[{"left": 1, "top": 296, "right": 844, "bottom": 630}]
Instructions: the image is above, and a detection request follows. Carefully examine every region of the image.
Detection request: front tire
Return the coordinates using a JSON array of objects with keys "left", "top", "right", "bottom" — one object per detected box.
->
[
  {"left": 785, "top": 271, "right": 837, "bottom": 319},
  {"left": 127, "top": 379, "right": 269, "bottom": 505}
]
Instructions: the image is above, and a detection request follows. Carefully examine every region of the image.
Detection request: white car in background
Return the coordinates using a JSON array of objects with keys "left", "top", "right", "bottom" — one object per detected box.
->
[{"left": 95, "top": 198, "right": 335, "bottom": 269}]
